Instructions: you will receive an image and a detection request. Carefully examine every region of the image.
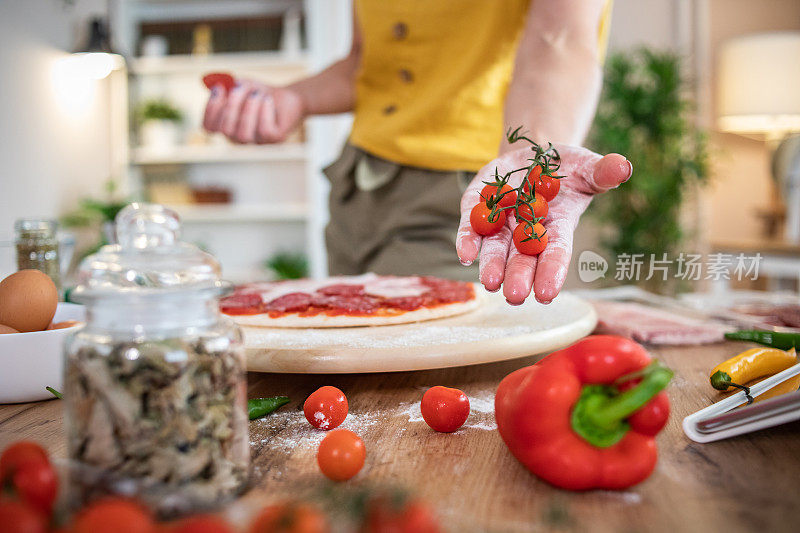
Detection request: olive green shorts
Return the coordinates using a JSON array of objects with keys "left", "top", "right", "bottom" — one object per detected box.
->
[{"left": 323, "top": 143, "right": 479, "bottom": 281}]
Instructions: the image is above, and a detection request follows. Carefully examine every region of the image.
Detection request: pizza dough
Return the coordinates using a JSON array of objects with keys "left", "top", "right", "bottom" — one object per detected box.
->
[{"left": 221, "top": 274, "right": 480, "bottom": 328}]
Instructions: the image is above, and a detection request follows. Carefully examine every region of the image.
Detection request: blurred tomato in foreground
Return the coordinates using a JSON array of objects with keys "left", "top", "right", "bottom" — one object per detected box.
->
[
  {"left": 71, "top": 498, "right": 155, "bottom": 533},
  {"left": 248, "top": 501, "right": 329, "bottom": 533}
]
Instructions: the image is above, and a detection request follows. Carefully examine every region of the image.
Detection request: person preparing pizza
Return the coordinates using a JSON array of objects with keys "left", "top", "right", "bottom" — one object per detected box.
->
[{"left": 203, "top": 0, "right": 631, "bottom": 306}]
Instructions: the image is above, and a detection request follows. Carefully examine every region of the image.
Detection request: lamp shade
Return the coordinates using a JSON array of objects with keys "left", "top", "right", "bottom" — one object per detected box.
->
[{"left": 717, "top": 32, "right": 800, "bottom": 135}]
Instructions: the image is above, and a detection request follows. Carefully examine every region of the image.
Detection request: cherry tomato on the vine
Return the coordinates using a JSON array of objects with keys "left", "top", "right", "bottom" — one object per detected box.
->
[
  {"left": 521, "top": 165, "right": 543, "bottom": 194},
  {"left": 248, "top": 501, "right": 329, "bottom": 533},
  {"left": 72, "top": 499, "right": 155, "bottom": 533},
  {"left": 470, "top": 203, "right": 506, "bottom": 236},
  {"left": 316, "top": 429, "right": 366, "bottom": 482},
  {"left": 420, "top": 386, "right": 470, "bottom": 433},
  {"left": 512, "top": 222, "right": 549, "bottom": 256},
  {"left": 304, "top": 386, "right": 348, "bottom": 431},
  {"left": 12, "top": 461, "right": 58, "bottom": 516},
  {"left": 480, "top": 183, "right": 516, "bottom": 209},
  {"left": 515, "top": 195, "right": 548, "bottom": 222},
  {"left": 0, "top": 499, "right": 48, "bottom": 533},
  {"left": 534, "top": 175, "right": 561, "bottom": 202},
  {"left": 0, "top": 441, "right": 49, "bottom": 483}
]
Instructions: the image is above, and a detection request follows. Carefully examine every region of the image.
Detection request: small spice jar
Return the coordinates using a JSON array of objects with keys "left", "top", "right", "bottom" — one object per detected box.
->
[
  {"left": 14, "top": 218, "right": 61, "bottom": 290},
  {"left": 64, "top": 203, "right": 248, "bottom": 517}
]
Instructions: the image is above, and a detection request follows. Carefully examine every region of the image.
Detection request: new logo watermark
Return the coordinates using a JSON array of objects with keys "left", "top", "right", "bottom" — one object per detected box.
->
[
  {"left": 576, "top": 250, "right": 762, "bottom": 283},
  {"left": 578, "top": 250, "right": 608, "bottom": 282}
]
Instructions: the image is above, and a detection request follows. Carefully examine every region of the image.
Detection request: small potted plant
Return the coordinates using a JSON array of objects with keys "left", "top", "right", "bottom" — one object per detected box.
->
[{"left": 138, "top": 99, "right": 183, "bottom": 149}]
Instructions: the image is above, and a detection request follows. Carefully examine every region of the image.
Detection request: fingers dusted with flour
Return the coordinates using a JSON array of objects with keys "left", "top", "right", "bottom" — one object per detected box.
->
[{"left": 459, "top": 131, "right": 633, "bottom": 305}]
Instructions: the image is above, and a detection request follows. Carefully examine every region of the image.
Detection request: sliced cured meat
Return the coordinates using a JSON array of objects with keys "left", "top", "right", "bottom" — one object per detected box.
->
[
  {"left": 591, "top": 300, "right": 729, "bottom": 345},
  {"left": 219, "top": 293, "right": 262, "bottom": 315},
  {"left": 311, "top": 293, "right": 379, "bottom": 313},
  {"left": 265, "top": 292, "right": 313, "bottom": 313},
  {"left": 220, "top": 274, "right": 479, "bottom": 327},
  {"left": 383, "top": 296, "right": 426, "bottom": 311},
  {"left": 317, "top": 284, "right": 365, "bottom": 297},
  {"left": 775, "top": 305, "right": 800, "bottom": 328}
]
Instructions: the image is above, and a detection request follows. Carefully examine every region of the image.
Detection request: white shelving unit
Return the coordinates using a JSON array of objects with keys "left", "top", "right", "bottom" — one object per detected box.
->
[
  {"left": 108, "top": 0, "right": 353, "bottom": 281},
  {"left": 131, "top": 143, "right": 307, "bottom": 164},
  {"left": 171, "top": 202, "right": 308, "bottom": 223},
  {"left": 129, "top": 51, "right": 308, "bottom": 75}
]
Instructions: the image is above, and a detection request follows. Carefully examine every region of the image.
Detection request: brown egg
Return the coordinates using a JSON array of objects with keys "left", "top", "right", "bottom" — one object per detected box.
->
[
  {"left": 0, "top": 270, "right": 58, "bottom": 332},
  {"left": 0, "top": 324, "right": 20, "bottom": 334}
]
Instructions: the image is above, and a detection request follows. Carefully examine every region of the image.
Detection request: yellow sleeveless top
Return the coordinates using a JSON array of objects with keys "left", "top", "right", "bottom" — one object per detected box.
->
[{"left": 349, "top": 0, "right": 612, "bottom": 172}]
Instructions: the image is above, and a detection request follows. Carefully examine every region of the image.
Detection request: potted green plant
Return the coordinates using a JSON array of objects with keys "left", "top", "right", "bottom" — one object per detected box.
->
[
  {"left": 587, "top": 48, "right": 709, "bottom": 293},
  {"left": 138, "top": 99, "right": 183, "bottom": 149},
  {"left": 264, "top": 252, "right": 309, "bottom": 280}
]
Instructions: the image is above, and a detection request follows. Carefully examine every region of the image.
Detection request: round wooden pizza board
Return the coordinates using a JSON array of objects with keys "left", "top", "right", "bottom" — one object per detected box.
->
[{"left": 243, "top": 291, "right": 597, "bottom": 373}]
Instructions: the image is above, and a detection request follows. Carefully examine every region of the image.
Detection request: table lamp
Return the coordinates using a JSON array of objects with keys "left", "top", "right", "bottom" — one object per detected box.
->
[
  {"left": 70, "top": 17, "right": 125, "bottom": 79},
  {"left": 717, "top": 32, "right": 800, "bottom": 242}
]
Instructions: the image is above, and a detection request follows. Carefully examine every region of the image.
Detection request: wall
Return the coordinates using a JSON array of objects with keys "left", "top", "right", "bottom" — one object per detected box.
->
[
  {"left": 704, "top": 0, "right": 800, "bottom": 244},
  {"left": 0, "top": 0, "right": 112, "bottom": 275}
]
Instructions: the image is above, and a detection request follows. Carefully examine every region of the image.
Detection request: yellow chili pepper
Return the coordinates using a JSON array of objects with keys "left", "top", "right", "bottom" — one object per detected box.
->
[
  {"left": 754, "top": 374, "right": 800, "bottom": 402},
  {"left": 710, "top": 347, "right": 797, "bottom": 393}
]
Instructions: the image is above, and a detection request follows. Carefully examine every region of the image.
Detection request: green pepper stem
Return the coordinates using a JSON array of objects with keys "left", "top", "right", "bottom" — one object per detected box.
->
[
  {"left": 709, "top": 371, "right": 753, "bottom": 403},
  {"left": 587, "top": 363, "right": 673, "bottom": 430}
]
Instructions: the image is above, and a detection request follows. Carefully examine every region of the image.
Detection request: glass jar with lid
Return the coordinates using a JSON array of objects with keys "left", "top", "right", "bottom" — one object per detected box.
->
[
  {"left": 14, "top": 218, "right": 61, "bottom": 290},
  {"left": 64, "top": 203, "right": 248, "bottom": 517}
]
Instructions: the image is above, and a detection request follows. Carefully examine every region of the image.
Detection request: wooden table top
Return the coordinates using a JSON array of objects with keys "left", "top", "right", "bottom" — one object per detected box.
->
[{"left": 2, "top": 341, "right": 799, "bottom": 532}]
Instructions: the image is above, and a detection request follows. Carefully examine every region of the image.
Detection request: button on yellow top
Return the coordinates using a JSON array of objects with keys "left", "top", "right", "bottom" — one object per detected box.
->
[{"left": 350, "top": 0, "right": 612, "bottom": 172}]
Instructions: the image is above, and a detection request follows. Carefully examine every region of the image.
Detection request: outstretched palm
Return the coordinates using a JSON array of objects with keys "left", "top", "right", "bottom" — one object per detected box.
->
[{"left": 456, "top": 139, "right": 632, "bottom": 305}]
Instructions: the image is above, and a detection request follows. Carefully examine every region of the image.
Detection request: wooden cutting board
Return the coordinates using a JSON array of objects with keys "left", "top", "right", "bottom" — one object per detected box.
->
[{"left": 243, "top": 291, "right": 597, "bottom": 373}]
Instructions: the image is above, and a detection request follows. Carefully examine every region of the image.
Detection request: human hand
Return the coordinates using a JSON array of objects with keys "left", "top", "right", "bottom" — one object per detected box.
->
[
  {"left": 202, "top": 79, "right": 305, "bottom": 144},
  {"left": 456, "top": 143, "right": 632, "bottom": 305}
]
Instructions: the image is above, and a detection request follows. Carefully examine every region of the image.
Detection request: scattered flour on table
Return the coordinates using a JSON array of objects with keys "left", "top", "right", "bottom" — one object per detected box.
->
[
  {"left": 597, "top": 491, "right": 643, "bottom": 505},
  {"left": 397, "top": 389, "right": 497, "bottom": 431},
  {"left": 250, "top": 408, "right": 381, "bottom": 451},
  {"left": 249, "top": 389, "right": 498, "bottom": 451}
]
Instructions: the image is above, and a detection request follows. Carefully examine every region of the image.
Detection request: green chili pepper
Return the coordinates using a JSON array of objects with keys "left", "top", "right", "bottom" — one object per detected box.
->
[
  {"left": 46, "top": 387, "right": 63, "bottom": 399},
  {"left": 724, "top": 330, "right": 800, "bottom": 351},
  {"left": 248, "top": 396, "right": 290, "bottom": 420}
]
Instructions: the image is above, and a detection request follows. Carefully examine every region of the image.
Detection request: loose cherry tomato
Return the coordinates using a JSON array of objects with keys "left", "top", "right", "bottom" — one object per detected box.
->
[
  {"left": 12, "top": 461, "right": 58, "bottom": 516},
  {"left": 304, "top": 386, "right": 348, "bottom": 430},
  {"left": 420, "top": 386, "right": 470, "bottom": 433},
  {"left": 361, "top": 496, "right": 440, "bottom": 533},
  {"left": 316, "top": 429, "right": 365, "bottom": 482},
  {"left": 534, "top": 175, "right": 561, "bottom": 202},
  {"left": 169, "top": 515, "right": 235, "bottom": 533},
  {"left": 0, "top": 442, "right": 49, "bottom": 483},
  {"left": 0, "top": 499, "right": 48, "bottom": 533},
  {"left": 202, "top": 72, "right": 235, "bottom": 92},
  {"left": 469, "top": 203, "right": 506, "bottom": 236},
  {"left": 512, "top": 222, "right": 549, "bottom": 255},
  {"left": 515, "top": 195, "right": 548, "bottom": 222},
  {"left": 72, "top": 499, "right": 155, "bottom": 533},
  {"left": 480, "top": 183, "right": 516, "bottom": 209},
  {"left": 248, "top": 501, "right": 329, "bottom": 533}
]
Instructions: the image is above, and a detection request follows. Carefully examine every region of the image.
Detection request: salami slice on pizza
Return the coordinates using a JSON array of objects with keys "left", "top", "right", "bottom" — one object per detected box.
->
[{"left": 220, "top": 273, "right": 479, "bottom": 328}]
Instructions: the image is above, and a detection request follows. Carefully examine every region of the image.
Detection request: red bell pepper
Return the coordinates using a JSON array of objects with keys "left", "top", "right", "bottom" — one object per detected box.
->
[{"left": 495, "top": 335, "right": 672, "bottom": 491}]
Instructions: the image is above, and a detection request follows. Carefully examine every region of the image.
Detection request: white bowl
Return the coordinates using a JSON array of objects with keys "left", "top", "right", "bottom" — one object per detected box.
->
[{"left": 0, "top": 303, "right": 85, "bottom": 404}]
